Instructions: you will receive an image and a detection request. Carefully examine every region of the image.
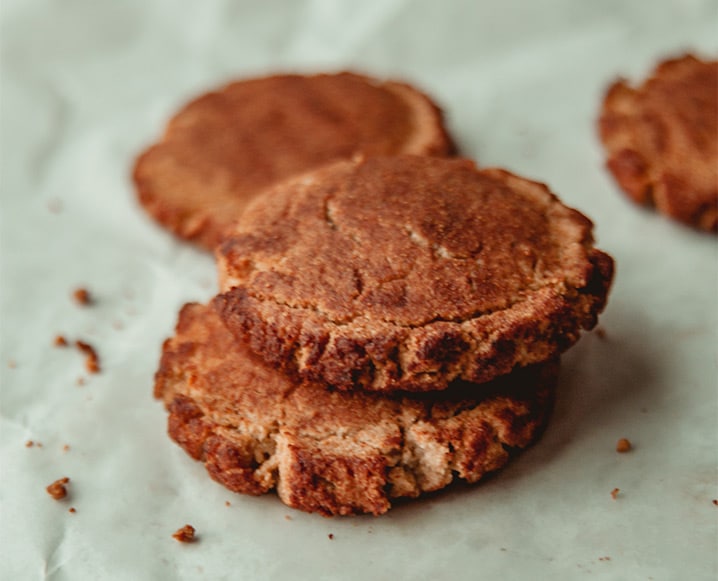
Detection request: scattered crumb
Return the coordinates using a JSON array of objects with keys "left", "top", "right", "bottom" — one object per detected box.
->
[
  {"left": 73, "top": 288, "right": 92, "bottom": 306},
  {"left": 610, "top": 487, "right": 620, "bottom": 500},
  {"left": 284, "top": 515, "right": 293, "bottom": 521},
  {"left": 47, "top": 198, "right": 63, "bottom": 214},
  {"left": 54, "top": 335, "right": 68, "bottom": 347},
  {"left": 328, "top": 533, "right": 334, "bottom": 540},
  {"left": 25, "top": 440, "right": 35, "bottom": 448},
  {"left": 500, "top": 547, "right": 507, "bottom": 552},
  {"left": 46, "top": 477, "right": 70, "bottom": 500},
  {"left": 76, "top": 376, "right": 86, "bottom": 387},
  {"left": 75, "top": 340, "right": 100, "bottom": 373},
  {"left": 172, "top": 525, "right": 196, "bottom": 543},
  {"left": 225, "top": 501, "right": 231, "bottom": 507},
  {"left": 68, "top": 507, "right": 77, "bottom": 514},
  {"left": 599, "top": 556, "right": 611, "bottom": 562},
  {"left": 712, "top": 499, "right": 717, "bottom": 507},
  {"left": 62, "top": 444, "right": 70, "bottom": 453},
  {"left": 616, "top": 438, "right": 632, "bottom": 453},
  {"left": 7, "top": 359, "right": 16, "bottom": 369},
  {"left": 594, "top": 326, "right": 607, "bottom": 340}
]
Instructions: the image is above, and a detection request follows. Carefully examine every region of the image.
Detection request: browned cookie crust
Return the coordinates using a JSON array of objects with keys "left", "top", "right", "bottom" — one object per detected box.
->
[
  {"left": 155, "top": 303, "right": 558, "bottom": 517},
  {"left": 598, "top": 54, "right": 718, "bottom": 232},
  {"left": 215, "top": 155, "right": 613, "bottom": 393},
  {"left": 133, "top": 72, "right": 456, "bottom": 250}
]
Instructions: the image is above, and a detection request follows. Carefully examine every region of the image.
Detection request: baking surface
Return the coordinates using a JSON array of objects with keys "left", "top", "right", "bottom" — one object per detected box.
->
[{"left": 1, "top": 1, "right": 717, "bottom": 579}]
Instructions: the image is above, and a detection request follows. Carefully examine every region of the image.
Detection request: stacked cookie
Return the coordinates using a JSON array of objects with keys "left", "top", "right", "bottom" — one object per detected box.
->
[{"left": 138, "top": 74, "right": 614, "bottom": 516}]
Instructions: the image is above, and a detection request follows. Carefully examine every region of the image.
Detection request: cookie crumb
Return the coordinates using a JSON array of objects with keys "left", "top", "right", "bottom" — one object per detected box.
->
[
  {"left": 47, "top": 198, "right": 63, "bottom": 214},
  {"left": 328, "top": 533, "right": 334, "bottom": 540},
  {"left": 75, "top": 340, "right": 100, "bottom": 373},
  {"left": 712, "top": 499, "right": 717, "bottom": 506},
  {"left": 62, "top": 444, "right": 71, "bottom": 452},
  {"left": 615, "top": 438, "right": 632, "bottom": 453},
  {"left": 54, "top": 335, "right": 68, "bottom": 347},
  {"left": 599, "top": 556, "right": 611, "bottom": 561},
  {"left": 610, "top": 487, "right": 620, "bottom": 500},
  {"left": 7, "top": 359, "right": 16, "bottom": 369},
  {"left": 594, "top": 326, "right": 607, "bottom": 340},
  {"left": 172, "top": 524, "right": 196, "bottom": 543},
  {"left": 225, "top": 501, "right": 231, "bottom": 507},
  {"left": 73, "top": 288, "right": 92, "bottom": 306},
  {"left": 46, "top": 477, "right": 70, "bottom": 500},
  {"left": 68, "top": 507, "right": 76, "bottom": 514},
  {"left": 25, "top": 440, "right": 35, "bottom": 448},
  {"left": 76, "top": 376, "right": 86, "bottom": 387}
]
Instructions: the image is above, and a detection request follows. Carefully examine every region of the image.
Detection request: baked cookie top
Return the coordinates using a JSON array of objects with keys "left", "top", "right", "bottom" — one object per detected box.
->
[
  {"left": 155, "top": 303, "right": 558, "bottom": 517},
  {"left": 598, "top": 54, "right": 718, "bottom": 232},
  {"left": 215, "top": 155, "right": 613, "bottom": 393},
  {"left": 133, "top": 72, "right": 455, "bottom": 249}
]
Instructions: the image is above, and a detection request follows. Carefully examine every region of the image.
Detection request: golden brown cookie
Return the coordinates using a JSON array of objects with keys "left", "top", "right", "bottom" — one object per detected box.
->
[
  {"left": 155, "top": 303, "right": 558, "bottom": 517},
  {"left": 598, "top": 54, "right": 718, "bottom": 232},
  {"left": 133, "top": 72, "right": 456, "bottom": 249},
  {"left": 214, "top": 155, "right": 613, "bottom": 393}
]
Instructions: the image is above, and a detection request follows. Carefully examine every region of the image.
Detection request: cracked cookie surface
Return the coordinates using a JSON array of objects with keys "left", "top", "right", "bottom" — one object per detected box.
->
[
  {"left": 215, "top": 155, "right": 613, "bottom": 393},
  {"left": 155, "top": 303, "right": 558, "bottom": 516},
  {"left": 598, "top": 54, "right": 718, "bottom": 232},
  {"left": 133, "top": 72, "right": 455, "bottom": 250}
]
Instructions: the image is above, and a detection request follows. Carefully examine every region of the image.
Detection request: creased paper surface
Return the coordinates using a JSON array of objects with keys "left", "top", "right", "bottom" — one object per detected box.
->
[{"left": 2, "top": 0, "right": 717, "bottom": 579}]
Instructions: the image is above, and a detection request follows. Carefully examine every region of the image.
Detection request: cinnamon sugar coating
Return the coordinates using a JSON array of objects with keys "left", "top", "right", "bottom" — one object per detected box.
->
[
  {"left": 599, "top": 54, "right": 718, "bottom": 232},
  {"left": 133, "top": 72, "right": 455, "bottom": 249},
  {"left": 215, "top": 155, "right": 613, "bottom": 393}
]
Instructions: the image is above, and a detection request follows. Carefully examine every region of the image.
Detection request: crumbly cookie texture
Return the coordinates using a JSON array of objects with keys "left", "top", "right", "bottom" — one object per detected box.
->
[
  {"left": 133, "top": 72, "right": 456, "bottom": 250},
  {"left": 599, "top": 54, "right": 718, "bottom": 232},
  {"left": 215, "top": 155, "right": 613, "bottom": 393},
  {"left": 155, "top": 303, "right": 558, "bottom": 517}
]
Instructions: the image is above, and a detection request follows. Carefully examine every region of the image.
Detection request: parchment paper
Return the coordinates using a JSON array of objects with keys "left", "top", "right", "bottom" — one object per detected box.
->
[{"left": 2, "top": 1, "right": 717, "bottom": 579}]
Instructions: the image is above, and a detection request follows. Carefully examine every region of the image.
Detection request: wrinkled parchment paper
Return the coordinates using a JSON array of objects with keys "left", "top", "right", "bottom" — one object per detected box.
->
[{"left": 2, "top": 0, "right": 717, "bottom": 579}]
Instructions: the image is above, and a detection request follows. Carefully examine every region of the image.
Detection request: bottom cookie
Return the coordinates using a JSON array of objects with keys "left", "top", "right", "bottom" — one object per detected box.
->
[{"left": 154, "top": 303, "right": 558, "bottom": 516}]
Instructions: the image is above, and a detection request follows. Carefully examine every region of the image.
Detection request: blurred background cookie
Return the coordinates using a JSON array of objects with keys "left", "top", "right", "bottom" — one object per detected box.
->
[
  {"left": 215, "top": 155, "right": 613, "bottom": 393},
  {"left": 155, "top": 303, "right": 558, "bottom": 516},
  {"left": 133, "top": 72, "right": 456, "bottom": 249},
  {"left": 598, "top": 54, "right": 718, "bottom": 232}
]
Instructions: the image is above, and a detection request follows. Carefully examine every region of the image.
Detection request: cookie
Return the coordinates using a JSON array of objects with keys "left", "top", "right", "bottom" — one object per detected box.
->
[
  {"left": 214, "top": 155, "right": 613, "bottom": 393},
  {"left": 598, "top": 54, "right": 718, "bottom": 232},
  {"left": 155, "top": 303, "right": 558, "bottom": 517},
  {"left": 133, "top": 72, "right": 456, "bottom": 249}
]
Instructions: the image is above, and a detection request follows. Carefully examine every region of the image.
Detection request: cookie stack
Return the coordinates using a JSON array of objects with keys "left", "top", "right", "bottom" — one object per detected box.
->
[{"left": 138, "top": 74, "right": 614, "bottom": 516}]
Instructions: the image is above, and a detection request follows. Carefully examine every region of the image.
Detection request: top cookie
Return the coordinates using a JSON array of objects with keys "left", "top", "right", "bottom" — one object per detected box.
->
[
  {"left": 215, "top": 155, "right": 613, "bottom": 393},
  {"left": 133, "top": 72, "right": 456, "bottom": 249},
  {"left": 598, "top": 54, "right": 718, "bottom": 232}
]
